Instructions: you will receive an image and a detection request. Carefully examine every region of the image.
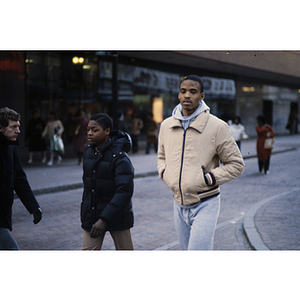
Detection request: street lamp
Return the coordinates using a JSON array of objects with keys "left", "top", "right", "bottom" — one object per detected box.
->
[
  {"left": 72, "top": 56, "right": 84, "bottom": 106},
  {"left": 72, "top": 56, "right": 84, "bottom": 64}
]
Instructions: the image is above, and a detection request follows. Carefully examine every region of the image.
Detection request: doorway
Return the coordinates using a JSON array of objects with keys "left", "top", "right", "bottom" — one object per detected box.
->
[{"left": 263, "top": 100, "right": 273, "bottom": 125}]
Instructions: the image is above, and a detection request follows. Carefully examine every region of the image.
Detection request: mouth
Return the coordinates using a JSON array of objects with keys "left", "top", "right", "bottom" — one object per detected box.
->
[{"left": 182, "top": 100, "right": 192, "bottom": 105}]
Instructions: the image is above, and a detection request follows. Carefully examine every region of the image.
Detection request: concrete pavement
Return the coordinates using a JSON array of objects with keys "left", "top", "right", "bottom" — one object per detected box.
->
[{"left": 20, "top": 134, "right": 300, "bottom": 250}]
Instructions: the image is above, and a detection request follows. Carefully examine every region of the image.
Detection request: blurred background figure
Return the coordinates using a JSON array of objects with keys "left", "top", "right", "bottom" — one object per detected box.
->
[
  {"left": 286, "top": 110, "right": 299, "bottom": 135},
  {"left": 145, "top": 112, "right": 158, "bottom": 154},
  {"left": 72, "top": 108, "right": 88, "bottom": 166},
  {"left": 25, "top": 109, "right": 47, "bottom": 163},
  {"left": 118, "top": 110, "right": 129, "bottom": 133},
  {"left": 256, "top": 115, "right": 275, "bottom": 175},
  {"left": 42, "top": 111, "right": 64, "bottom": 166},
  {"left": 130, "top": 112, "right": 143, "bottom": 153},
  {"left": 229, "top": 116, "right": 249, "bottom": 150}
]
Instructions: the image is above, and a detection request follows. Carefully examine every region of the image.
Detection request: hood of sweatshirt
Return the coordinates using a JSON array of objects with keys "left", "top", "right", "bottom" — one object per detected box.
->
[{"left": 172, "top": 100, "right": 210, "bottom": 130}]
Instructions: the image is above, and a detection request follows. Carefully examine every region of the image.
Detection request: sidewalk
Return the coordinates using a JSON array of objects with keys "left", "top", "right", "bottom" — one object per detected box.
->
[{"left": 21, "top": 134, "right": 300, "bottom": 250}]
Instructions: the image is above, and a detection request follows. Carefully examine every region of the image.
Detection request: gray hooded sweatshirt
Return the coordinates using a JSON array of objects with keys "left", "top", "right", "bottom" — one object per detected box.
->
[{"left": 172, "top": 100, "right": 210, "bottom": 130}]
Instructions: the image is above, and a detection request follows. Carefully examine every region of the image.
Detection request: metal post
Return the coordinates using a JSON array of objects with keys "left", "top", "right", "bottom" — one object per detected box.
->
[{"left": 112, "top": 53, "right": 119, "bottom": 131}]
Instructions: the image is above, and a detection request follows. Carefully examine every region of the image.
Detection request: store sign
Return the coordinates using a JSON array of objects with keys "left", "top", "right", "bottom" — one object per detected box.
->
[
  {"left": 203, "top": 76, "right": 236, "bottom": 98},
  {"left": 132, "top": 67, "right": 180, "bottom": 93},
  {"left": 0, "top": 52, "right": 24, "bottom": 73},
  {"left": 99, "top": 61, "right": 180, "bottom": 94}
]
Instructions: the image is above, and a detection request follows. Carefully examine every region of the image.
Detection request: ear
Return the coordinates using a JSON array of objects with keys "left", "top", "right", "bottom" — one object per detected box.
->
[{"left": 105, "top": 127, "right": 110, "bottom": 136}]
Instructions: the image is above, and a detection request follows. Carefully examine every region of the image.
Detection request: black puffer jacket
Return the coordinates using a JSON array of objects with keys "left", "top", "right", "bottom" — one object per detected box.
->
[
  {"left": 80, "top": 130, "right": 134, "bottom": 232},
  {"left": 0, "top": 132, "right": 40, "bottom": 231}
]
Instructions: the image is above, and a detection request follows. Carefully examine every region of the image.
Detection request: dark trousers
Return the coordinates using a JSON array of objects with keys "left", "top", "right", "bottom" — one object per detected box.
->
[{"left": 258, "top": 158, "right": 270, "bottom": 173}]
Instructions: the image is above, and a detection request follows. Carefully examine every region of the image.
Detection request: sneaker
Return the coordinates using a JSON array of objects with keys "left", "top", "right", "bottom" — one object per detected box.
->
[
  {"left": 57, "top": 156, "right": 62, "bottom": 164},
  {"left": 47, "top": 161, "right": 53, "bottom": 166},
  {"left": 28, "top": 159, "right": 33, "bottom": 164},
  {"left": 42, "top": 157, "right": 46, "bottom": 163},
  {"left": 265, "top": 171, "right": 270, "bottom": 175}
]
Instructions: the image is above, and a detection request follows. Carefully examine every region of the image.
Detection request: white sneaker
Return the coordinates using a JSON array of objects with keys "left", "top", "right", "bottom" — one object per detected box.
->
[
  {"left": 28, "top": 159, "right": 33, "bottom": 164},
  {"left": 47, "top": 161, "right": 53, "bottom": 166},
  {"left": 57, "top": 156, "right": 62, "bottom": 164}
]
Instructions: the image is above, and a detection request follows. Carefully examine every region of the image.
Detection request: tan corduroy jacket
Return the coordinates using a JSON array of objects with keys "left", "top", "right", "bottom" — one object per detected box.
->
[{"left": 157, "top": 110, "right": 245, "bottom": 206}]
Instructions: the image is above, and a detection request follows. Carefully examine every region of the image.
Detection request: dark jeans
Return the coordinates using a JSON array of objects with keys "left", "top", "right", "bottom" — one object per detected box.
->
[
  {"left": 258, "top": 158, "right": 270, "bottom": 174},
  {"left": 131, "top": 135, "right": 139, "bottom": 153},
  {"left": 0, "top": 228, "right": 19, "bottom": 250}
]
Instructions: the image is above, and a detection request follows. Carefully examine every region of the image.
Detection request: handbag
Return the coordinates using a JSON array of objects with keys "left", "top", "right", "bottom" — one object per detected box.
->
[
  {"left": 264, "top": 137, "right": 274, "bottom": 149},
  {"left": 51, "top": 135, "right": 65, "bottom": 155}
]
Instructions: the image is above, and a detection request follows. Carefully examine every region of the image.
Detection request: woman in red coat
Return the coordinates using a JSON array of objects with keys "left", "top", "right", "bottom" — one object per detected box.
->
[{"left": 256, "top": 115, "right": 275, "bottom": 174}]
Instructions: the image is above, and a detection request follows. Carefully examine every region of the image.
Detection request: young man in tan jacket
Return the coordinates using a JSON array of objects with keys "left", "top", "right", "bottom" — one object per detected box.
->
[{"left": 157, "top": 75, "right": 244, "bottom": 250}]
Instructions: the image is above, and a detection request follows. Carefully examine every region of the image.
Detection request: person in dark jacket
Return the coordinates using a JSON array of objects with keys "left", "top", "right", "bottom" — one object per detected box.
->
[
  {"left": 81, "top": 113, "right": 134, "bottom": 250},
  {"left": 0, "top": 107, "right": 42, "bottom": 250}
]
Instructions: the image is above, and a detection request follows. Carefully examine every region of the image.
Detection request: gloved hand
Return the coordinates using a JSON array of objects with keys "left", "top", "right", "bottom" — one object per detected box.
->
[{"left": 33, "top": 207, "right": 42, "bottom": 224}]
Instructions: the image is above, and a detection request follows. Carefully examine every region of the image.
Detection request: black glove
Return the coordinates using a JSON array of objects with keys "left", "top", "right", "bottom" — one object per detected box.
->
[{"left": 33, "top": 207, "right": 42, "bottom": 224}]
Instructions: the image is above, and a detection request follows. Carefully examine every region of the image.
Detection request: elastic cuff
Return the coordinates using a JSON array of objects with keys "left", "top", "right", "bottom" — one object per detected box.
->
[{"left": 205, "top": 172, "right": 216, "bottom": 186}]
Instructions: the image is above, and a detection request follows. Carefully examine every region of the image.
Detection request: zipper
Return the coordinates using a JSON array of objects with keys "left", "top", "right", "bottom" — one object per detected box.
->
[{"left": 179, "top": 130, "right": 187, "bottom": 205}]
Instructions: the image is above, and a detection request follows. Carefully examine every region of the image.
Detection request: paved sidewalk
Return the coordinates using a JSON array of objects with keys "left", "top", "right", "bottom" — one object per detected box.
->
[{"left": 20, "top": 134, "right": 300, "bottom": 250}]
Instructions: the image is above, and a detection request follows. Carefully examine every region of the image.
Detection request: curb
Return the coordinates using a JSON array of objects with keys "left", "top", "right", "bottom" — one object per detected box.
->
[{"left": 243, "top": 187, "right": 300, "bottom": 250}]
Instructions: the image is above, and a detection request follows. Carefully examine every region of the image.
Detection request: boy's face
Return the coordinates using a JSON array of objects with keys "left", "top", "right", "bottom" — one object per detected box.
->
[
  {"left": 87, "top": 120, "right": 110, "bottom": 148},
  {"left": 0, "top": 119, "right": 21, "bottom": 141}
]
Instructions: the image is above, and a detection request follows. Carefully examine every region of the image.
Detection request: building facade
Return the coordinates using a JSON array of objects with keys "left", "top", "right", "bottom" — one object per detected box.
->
[{"left": 1, "top": 50, "right": 299, "bottom": 160}]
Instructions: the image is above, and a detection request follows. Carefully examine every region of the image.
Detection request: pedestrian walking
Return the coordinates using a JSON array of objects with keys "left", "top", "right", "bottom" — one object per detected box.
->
[
  {"left": 42, "top": 111, "right": 64, "bottom": 166},
  {"left": 80, "top": 113, "right": 134, "bottom": 250},
  {"left": 229, "top": 116, "right": 249, "bottom": 150},
  {"left": 256, "top": 115, "right": 275, "bottom": 174},
  {"left": 130, "top": 112, "right": 143, "bottom": 153},
  {"left": 118, "top": 110, "right": 129, "bottom": 133},
  {"left": 25, "top": 108, "right": 47, "bottom": 163},
  {"left": 157, "top": 75, "right": 244, "bottom": 250},
  {"left": 72, "top": 108, "right": 88, "bottom": 166},
  {"left": 145, "top": 112, "right": 158, "bottom": 154},
  {"left": 0, "top": 107, "right": 42, "bottom": 250},
  {"left": 286, "top": 110, "right": 299, "bottom": 135}
]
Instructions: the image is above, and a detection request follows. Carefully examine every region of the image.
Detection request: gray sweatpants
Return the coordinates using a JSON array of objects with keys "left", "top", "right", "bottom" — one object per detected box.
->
[{"left": 173, "top": 195, "right": 220, "bottom": 250}]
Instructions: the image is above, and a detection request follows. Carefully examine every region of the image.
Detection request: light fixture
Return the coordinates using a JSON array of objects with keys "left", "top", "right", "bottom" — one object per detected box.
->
[
  {"left": 242, "top": 87, "right": 255, "bottom": 92},
  {"left": 72, "top": 56, "right": 84, "bottom": 64}
]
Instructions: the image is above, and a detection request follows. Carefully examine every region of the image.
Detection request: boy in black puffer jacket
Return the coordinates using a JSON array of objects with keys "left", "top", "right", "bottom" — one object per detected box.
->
[{"left": 81, "top": 113, "right": 134, "bottom": 250}]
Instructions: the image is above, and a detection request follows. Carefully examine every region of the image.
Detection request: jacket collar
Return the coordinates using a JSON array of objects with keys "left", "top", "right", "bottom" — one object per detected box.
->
[
  {"left": 0, "top": 132, "right": 19, "bottom": 148},
  {"left": 169, "top": 110, "right": 210, "bottom": 133}
]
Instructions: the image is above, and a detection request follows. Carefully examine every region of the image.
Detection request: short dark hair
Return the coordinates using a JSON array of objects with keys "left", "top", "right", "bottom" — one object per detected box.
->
[
  {"left": 180, "top": 75, "right": 204, "bottom": 93},
  {"left": 257, "top": 115, "right": 266, "bottom": 124},
  {"left": 0, "top": 107, "right": 20, "bottom": 128},
  {"left": 90, "top": 113, "right": 113, "bottom": 132}
]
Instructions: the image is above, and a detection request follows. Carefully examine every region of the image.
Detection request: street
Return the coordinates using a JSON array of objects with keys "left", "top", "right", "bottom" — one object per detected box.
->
[{"left": 11, "top": 142, "right": 300, "bottom": 250}]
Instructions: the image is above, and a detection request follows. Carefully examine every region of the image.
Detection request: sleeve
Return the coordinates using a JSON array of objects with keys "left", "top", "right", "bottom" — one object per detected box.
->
[
  {"left": 157, "top": 123, "right": 166, "bottom": 179},
  {"left": 99, "top": 155, "right": 134, "bottom": 224},
  {"left": 210, "top": 122, "right": 245, "bottom": 186},
  {"left": 241, "top": 125, "right": 249, "bottom": 139},
  {"left": 13, "top": 150, "right": 40, "bottom": 214},
  {"left": 57, "top": 121, "right": 64, "bottom": 136}
]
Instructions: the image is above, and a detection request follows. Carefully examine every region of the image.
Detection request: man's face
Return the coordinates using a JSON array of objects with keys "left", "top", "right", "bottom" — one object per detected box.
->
[
  {"left": 0, "top": 119, "right": 21, "bottom": 141},
  {"left": 178, "top": 79, "right": 205, "bottom": 116}
]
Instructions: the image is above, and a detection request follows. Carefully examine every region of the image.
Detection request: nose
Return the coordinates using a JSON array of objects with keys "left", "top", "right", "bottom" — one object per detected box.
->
[{"left": 184, "top": 92, "right": 191, "bottom": 98}]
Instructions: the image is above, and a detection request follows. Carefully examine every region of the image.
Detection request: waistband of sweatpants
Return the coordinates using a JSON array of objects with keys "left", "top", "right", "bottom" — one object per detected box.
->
[{"left": 197, "top": 186, "right": 220, "bottom": 202}]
